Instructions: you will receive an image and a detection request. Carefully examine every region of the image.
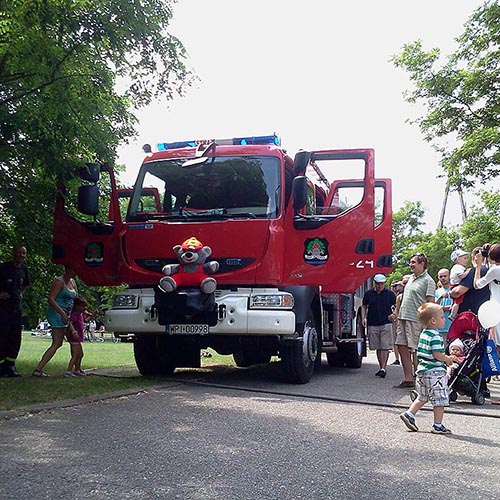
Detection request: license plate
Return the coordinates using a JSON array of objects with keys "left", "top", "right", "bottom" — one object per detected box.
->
[{"left": 167, "top": 324, "right": 209, "bottom": 335}]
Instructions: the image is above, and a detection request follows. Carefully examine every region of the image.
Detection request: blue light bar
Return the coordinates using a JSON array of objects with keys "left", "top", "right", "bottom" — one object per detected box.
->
[{"left": 157, "top": 134, "right": 280, "bottom": 151}]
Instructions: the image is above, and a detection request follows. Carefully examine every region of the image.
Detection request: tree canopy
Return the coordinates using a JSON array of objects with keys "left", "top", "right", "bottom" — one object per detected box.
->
[
  {"left": 392, "top": 0, "right": 500, "bottom": 192},
  {"left": 0, "top": 0, "right": 192, "bottom": 325}
]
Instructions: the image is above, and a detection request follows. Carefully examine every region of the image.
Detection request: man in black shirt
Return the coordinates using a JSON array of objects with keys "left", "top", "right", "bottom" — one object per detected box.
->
[
  {"left": 361, "top": 274, "right": 396, "bottom": 378},
  {"left": 0, "top": 245, "right": 30, "bottom": 377}
]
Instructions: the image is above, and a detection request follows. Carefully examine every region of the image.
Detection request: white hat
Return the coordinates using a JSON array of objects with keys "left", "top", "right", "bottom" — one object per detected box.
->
[
  {"left": 449, "top": 338, "right": 464, "bottom": 351},
  {"left": 373, "top": 274, "right": 386, "bottom": 283},
  {"left": 450, "top": 249, "right": 468, "bottom": 262}
]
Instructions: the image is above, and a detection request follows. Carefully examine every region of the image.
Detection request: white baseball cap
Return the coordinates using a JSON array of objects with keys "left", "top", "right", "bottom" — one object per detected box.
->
[
  {"left": 450, "top": 249, "right": 468, "bottom": 262},
  {"left": 373, "top": 274, "right": 386, "bottom": 283}
]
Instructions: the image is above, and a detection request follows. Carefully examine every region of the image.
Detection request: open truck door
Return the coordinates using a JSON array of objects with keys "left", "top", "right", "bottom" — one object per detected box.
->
[
  {"left": 283, "top": 149, "right": 392, "bottom": 293},
  {"left": 51, "top": 163, "right": 125, "bottom": 286}
]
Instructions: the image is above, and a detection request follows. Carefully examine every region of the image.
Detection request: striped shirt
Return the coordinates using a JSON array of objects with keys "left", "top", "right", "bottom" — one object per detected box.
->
[
  {"left": 399, "top": 270, "right": 436, "bottom": 322},
  {"left": 416, "top": 328, "right": 446, "bottom": 374}
]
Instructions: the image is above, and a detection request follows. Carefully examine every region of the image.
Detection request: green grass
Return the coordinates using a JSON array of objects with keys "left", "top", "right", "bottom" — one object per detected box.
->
[{"left": 0, "top": 332, "right": 234, "bottom": 411}]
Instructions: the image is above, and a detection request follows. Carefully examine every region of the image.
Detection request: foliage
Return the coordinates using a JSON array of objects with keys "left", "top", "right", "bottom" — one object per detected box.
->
[
  {"left": 391, "top": 1, "right": 500, "bottom": 191},
  {"left": 0, "top": 0, "right": 192, "bottom": 325}
]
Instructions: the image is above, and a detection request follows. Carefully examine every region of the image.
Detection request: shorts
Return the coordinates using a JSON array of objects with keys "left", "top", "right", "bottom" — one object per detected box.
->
[
  {"left": 395, "top": 319, "right": 422, "bottom": 350},
  {"left": 65, "top": 327, "right": 83, "bottom": 345},
  {"left": 415, "top": 368, "right": 449, "bottom": 407},
  {"left": 367, "top": 324, "right": 393, "bottom": 350},
  {"left": 450, "top": 284, "right": 464, "bottom": 305}
]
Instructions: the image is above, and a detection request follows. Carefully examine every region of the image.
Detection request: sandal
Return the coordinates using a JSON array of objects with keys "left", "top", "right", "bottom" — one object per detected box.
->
[{"left": 32, "top": 369, "right": 49, "bottom": 377}]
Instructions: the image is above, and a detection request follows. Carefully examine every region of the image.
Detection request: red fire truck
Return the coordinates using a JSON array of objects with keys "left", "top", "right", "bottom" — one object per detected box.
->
[{"left": 52, "top": 134, "right": 392, "bottom": 383}]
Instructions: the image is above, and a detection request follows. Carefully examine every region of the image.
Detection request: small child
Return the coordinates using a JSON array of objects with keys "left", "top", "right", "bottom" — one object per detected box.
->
[
  {"left": 448, "top": 249, "right": 470, "bottom": 321},
  {"left": 446, "top": 338, "right": 466, "bottom": 378},
  {"left": 65, "top": 297, "right": 96, "bottom": 377},
  {"left": 400, "top": 303, "right": 459, "bottom": 434}
]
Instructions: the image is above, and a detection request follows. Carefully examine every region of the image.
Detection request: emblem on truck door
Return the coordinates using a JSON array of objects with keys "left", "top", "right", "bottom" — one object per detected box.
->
[
  {"left": 303, "top": 237, "right": 329, "bottom": 265},
  {"left": 84, "top": 242, "right": 104, "bottom": 266}
]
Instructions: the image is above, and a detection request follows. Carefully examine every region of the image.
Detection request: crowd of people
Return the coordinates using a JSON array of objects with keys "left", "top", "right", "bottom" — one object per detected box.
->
[
  {"left": 362, "top": 245, "right": 500, "bottom": 435},
  {"left": 2, "top": 243, "right": 499, "bottom": 426},
  {"left": 0, "top": 245, "right": 97, "bottom": 378}
]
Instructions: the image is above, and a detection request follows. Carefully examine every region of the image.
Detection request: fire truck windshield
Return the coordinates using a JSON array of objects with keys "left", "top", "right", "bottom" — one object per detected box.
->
[{"left": 128, "top": 155, "right": 281, "bottom": 221}]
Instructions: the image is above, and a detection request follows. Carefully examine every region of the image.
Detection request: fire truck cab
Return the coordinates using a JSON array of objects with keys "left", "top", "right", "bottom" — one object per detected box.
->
[{"left": 52, "top": 134, "right": 392, "bottom": 383}]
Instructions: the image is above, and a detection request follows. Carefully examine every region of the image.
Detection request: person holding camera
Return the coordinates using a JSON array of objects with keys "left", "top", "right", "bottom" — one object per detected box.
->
[{"left": 450, "top": 247, "right": 490, "bottom": 316}]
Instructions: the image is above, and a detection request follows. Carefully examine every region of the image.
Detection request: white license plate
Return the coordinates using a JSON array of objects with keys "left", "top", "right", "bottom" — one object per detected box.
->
[{"left": 167, "top": 324, "right": 209, "bottom": 335}]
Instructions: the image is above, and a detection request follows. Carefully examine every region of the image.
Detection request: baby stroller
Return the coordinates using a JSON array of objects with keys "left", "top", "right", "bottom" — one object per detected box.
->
[
  {"left": 446, "top": 311, "right": 488, "bottom": 405},
  {"left": 409, "top": 311, "right": 488, "bottom": 405}
]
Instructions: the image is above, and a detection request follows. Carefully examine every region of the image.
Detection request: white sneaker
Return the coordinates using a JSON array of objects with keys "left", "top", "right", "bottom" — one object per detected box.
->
[{"left": 64, "top": 371, "right": 75, "bottom": 377}]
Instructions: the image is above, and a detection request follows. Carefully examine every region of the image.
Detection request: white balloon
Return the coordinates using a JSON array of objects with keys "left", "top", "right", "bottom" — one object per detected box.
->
[{"left": 477, "top": 300, "right": 500, "bottom": 329}]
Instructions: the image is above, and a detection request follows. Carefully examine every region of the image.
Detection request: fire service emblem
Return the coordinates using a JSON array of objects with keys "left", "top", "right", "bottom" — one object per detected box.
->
[{"left": 304, "top": 238, "right": 329, "bottom": 266}]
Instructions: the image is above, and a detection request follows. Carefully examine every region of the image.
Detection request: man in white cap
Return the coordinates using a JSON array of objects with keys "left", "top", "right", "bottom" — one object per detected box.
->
[{"left": 361, "top": 274, "right": 396, "bottom": 378}]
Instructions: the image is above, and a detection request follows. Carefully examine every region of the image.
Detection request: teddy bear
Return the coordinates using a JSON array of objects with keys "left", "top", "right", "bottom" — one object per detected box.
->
[{"left": 158, "top": 237, "right": 219, "bottom": 294}]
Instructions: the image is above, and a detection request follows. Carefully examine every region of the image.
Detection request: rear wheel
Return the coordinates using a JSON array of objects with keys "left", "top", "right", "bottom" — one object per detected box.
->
[
  {"left": 233, "top": 350, "right": 271, "bottom": 367},
  {"left": 449, "top": 390, "right": 458, "bottom": 402},
  {"left": 326, "top": 313, "right": 364, "bottom": 369},
  {"left": 281, "top": 315, "right": 317, "bottom": 384},
  {"left": 472, "top": 392, "right": 485, "bottom": 405}
]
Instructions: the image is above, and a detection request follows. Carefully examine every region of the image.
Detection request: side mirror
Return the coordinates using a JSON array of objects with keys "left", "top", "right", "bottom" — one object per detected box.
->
[
  {"left": 78, "top": 185, "right": 99, "bottom": 216},
  {"left": 79, "top": 163, "right": 100, "bottom": 183},
  {"left": 293, "top": 151, "right": 311, "bottom": 175},
  {"left": 292, "top": 176, "right": 307, "bottom": 211}
]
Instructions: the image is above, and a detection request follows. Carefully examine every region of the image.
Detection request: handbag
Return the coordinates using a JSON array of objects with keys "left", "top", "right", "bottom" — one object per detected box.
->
[{"left": 482, "top": 338, "right": 500, "bottom": 377}]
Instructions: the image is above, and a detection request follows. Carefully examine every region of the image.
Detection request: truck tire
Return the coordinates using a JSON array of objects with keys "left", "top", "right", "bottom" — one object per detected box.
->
[
  {"left": 134, "top": 335, "right": 177, "bottom": 376},
  {"left": 326, "top": 313, "right": 364, "bottom": 369},
  {"left": 281, "top": 316, "right": 317, "bottom": 384},
  {"left": 233, "top": 350, "right": 272, "bottom": 367}
]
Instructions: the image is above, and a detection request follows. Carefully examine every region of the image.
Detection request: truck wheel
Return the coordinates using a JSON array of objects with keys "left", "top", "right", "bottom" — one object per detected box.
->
[
  {"left": 233, "top": 350, "right": 271, "bottom": 367},
  {"left": 326, "top": 313, "right": 364, "bottom": 368},
  {"left": 134, "top": 335, "right": 177, "bottom": 376},
  {"left": 281, "top": 317, "right": 317, "bottom": 384}
]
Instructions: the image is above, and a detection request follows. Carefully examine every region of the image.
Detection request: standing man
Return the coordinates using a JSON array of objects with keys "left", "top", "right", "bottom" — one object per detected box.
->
[
  {"left": 0, "top": 245, "right": 30, "bottom": 377},
  {"left": 394, "top": 253, "right": 436, "bottom": 389},
  {"left": 435, "top": 268, "right": 452, "bottom": 341},
  {"left": 362, "top": 274, "right": 396, "bottom": 378}
]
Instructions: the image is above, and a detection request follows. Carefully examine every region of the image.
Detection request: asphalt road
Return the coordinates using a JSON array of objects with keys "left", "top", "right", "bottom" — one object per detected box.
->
[{"left": 1, "top": 352, "right": 499, "bottom": 500}]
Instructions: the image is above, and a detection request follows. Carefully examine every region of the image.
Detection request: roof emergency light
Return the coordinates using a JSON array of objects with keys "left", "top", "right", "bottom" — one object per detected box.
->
[{"left": 157, "top": 134, "right": 280, "bottom": 151}]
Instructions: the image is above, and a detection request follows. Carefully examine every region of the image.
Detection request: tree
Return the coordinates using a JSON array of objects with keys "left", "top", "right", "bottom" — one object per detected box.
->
[
  {"left": 0, "top": 0, "right": 193, "bottom": 326},
  {"left": 391, "top": 1, "right": 500, "bottom": 194}
]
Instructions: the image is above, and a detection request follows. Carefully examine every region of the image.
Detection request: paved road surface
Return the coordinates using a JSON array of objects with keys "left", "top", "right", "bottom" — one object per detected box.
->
[{"left": 1, "top": 352, "right": 499, "bottom": 500}]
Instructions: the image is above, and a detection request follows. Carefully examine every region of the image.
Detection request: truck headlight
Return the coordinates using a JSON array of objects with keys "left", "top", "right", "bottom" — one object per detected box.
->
[
  {"left": 249, "top": 293, "right": 294, "bottom": 309},
  {"left": 112, "top": 294, "right": 139, "bottom": 309}
]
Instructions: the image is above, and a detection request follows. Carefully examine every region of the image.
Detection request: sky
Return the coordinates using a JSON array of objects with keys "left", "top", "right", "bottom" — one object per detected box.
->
[{"left": 117, "top": 0, "right": 487, "bottom": 230}]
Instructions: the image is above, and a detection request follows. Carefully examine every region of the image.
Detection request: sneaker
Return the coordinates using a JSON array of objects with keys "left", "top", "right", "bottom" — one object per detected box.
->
[
  {"left": 375, "top": 369, "right": 386, "bottom": 378},
  {"left": 391, "top": 360, "right": 401, "bottom": 365},
  {"left": 400, "top": 412, "right": 418, "bottom": 432},
  {"left": 74, "top": 370, "right": 87, "bottom": 377},
  {"left": 431, "top": 424, "right": 452, "bottom": 434},
  {"left": 64, "top": 371, "right": 75, "bottom": 377}
]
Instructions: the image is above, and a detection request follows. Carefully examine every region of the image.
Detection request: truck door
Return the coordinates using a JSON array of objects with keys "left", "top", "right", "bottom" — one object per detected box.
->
[
  {"left": 283, "top": 149, "right": 392, "bottom": 293},
  {"left": 51, "top": 165, "right": 125, "bottom": 286}
]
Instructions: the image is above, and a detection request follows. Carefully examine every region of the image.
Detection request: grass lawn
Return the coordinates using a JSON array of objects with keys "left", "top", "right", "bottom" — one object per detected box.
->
[{"left": 0, "top": 332, "right": 234, "bottom": 411}]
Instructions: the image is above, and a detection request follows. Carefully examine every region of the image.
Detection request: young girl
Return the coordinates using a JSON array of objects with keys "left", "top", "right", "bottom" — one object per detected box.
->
[{"left": 65, "top": 297, "right": 97, "bottom": 377}]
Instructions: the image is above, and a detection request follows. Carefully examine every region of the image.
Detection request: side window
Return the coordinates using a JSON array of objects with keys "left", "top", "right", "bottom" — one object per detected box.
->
[
  {"left": 305, "top": 181, "right": 316, "bottom": 216},
  {"left": 374, "top": 185, "right": 385, "bottom": 228}
]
